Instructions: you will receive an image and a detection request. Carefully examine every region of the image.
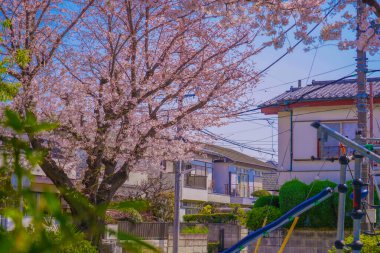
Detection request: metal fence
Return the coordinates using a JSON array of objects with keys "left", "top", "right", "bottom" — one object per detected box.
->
[{"left": 118, "top": 222, "right": 171, "bottom": 240}]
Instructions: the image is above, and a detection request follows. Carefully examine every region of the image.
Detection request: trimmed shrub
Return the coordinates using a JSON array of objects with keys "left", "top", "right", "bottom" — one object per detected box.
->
[
  {"left": 328, "top": 234, "right": 380, "bottom": 253},
  {"left": 307, "top": 180, "right": 337, "bottom": 228},
  {"left": 200, "top": 204, "right": 213, "bottom": 214},
  {"left": 109, "top": 199, "right": 149, "bottom": 212},
  {"left": 183, "top": 213, "right": 237, "bottom": 223},
  {"left": 253, "top": 195, "right": 280, "bottom": 208},
  {"left": 45, "top": 232, "right": 97, "bottom": 253},
  {"left": 181, "top": 225, "right": 208, "bottom": 234},
  {"left": 252, "top": 190, "right": 271, "bottom": 197},
  {"left": 279, "top": 179, "right": 308, "bottom": 226},
  {"left": 208, "top": 242, "right": 220, "bottom": 253},
  {"left": 246, "top": 206, "right": 282, "bottom": 231}
]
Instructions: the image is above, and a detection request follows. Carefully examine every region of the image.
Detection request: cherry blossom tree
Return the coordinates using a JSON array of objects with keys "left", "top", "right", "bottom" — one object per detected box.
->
[{"left": 1, "top": 0, "right": 380, "bottom": 246}]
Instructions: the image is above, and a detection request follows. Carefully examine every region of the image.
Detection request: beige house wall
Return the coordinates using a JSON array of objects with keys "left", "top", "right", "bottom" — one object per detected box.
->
[{"left": 277, "top": 104, "right": 380, "bottom": 185}]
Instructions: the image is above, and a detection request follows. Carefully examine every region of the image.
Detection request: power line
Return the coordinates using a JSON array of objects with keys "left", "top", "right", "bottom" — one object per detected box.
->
[
  {"left": 201, "top": 129, "right": 276, "bottom": 156},
  {"left": 254, "top": 59, "right": 380, "bottom": 93},
  {"left": 252, "top": 1, "right": 342, "bottom": 80}
]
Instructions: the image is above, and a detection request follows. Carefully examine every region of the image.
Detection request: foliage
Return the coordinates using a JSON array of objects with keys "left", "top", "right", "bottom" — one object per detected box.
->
[
  {"left": 252, "top": 190, "right": 271, "bottom": 197},
  {"left": 246, "top": 206, "right": 282, "bottom": 231},
  {"left": 123, "top": 177, "right": 174, "bottom": 222},
  {"left": 150, "top": 191, "right": 175, "bottom": 222},
  {"left": 207, "top": 242, "right": 220, "bottom": 253},
  {"left": 3, "top": 0, "right": 380, "bottom": 247},
  {"left": 181, "top": 225, "right": 209, "bottom": 234},
  {"left": 44, "top": 232, "right": 97, "bottom": 253},
  {"left": 279, "top": 179, "right": 308, "bottom": 226},
  {"left": 229, "top": 204, "right": 248, "bottom": 226},
  {"left": 328, "top": 234, "right": 380, "bottom": 253},
  {"left": 107, "top": 208, "right": 143, "bottom": 223},
  {"left": 0, "top": 109, "right": 158, "bottom": 252},
  {"left": 183, "top": 213, "right": 237, "bottom": 224},
  {"left": 200, "top": 205, "right": 214, "bottom": 215},
  {"left": 15, "top": 49, "right": 30, "bottom": 68},
  {"left": 307, "top": 180, "right": 337, "bottom": 228},
  {"left": 109, "top": 200, "right": 149, "bottom": 213},
  {"left": 1, "top": 0, "right": 367, "bottom": 246},
  {"left": 253, "top": 195, "right": 280, "bottom": 208}
]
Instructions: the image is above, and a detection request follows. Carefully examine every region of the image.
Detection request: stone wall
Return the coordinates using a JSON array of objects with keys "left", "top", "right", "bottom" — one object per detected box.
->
[
  {"left": 248, "top": 229, "right": 340, "bottom": 253},
  {"left": 167, "top": 233, "right": 208, "bottom": 253},
  {"left": 107, "top": 233, "right": 208, "bottom": 253},
  {"left": 208, "top": 223, "right": 241, "bottom": 249}
]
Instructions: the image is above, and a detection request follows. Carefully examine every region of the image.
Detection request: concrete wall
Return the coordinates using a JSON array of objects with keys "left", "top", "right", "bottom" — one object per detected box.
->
[
  {"left": 182, "top": 187, "right": 208, "bottom": 202},
  {"left": 123, "top": 171, "right": 149, "bottom": 186},
  {"left": 277, "top": 105, "right": 365, "bottom": 184},
  {"left": 207, "top": 193, "right": 231, "bottom": 204},
  {"left": 248, "top": 229, "right": 342, "bottom": 253},
  {"left": 104, "top": 225, "right": 208, "bottom": 253}
]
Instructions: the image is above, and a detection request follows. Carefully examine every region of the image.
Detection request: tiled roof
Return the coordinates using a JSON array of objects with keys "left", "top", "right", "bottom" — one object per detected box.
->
[
  {"left": 203, "top": 144, "right": 276, "bottom": 170},
  {"left": 259, "top": 77, "right": 380, "bottom": 108}
]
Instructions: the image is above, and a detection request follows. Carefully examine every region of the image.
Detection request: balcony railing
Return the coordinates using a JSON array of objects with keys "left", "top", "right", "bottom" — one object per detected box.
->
[
  {"left": 224, "top": 184, "right": 253, "bottom": 198},
  {"left": 184, "top": 174, "right": 207, "bottom": 189}
]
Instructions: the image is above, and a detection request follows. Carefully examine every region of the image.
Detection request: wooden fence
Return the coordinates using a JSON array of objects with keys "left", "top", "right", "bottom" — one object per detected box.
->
[{"left": 118, "top": 222, "right": 171, "bottom": 240}]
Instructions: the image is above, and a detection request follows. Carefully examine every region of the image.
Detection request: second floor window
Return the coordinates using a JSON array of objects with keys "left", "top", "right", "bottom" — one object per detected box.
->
[
  {"left": 184, "top": 161, "right": 212, "bottom": 189},
  {"left": 318, "top": 121, "right": 356, "bottom": 158}
]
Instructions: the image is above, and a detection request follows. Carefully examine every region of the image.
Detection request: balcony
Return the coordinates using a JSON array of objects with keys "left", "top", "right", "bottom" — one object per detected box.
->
[
  {"left": 184, "top": 174, "right": 207, "bottom": 189},
  {"left": 224, "top": 184, "right": 253, "bottom": 198}
]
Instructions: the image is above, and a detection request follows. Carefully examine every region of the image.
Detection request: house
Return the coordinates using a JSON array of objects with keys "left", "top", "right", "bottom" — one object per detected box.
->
[
  {"left": 169, "top": 145, "right": 276, "bottom": 217},
  {"left": 259, "top": 77, "right": 380, "bottom": 184},
  {"left": 119, "top": 144, "right": 276, "bottom": 219}
]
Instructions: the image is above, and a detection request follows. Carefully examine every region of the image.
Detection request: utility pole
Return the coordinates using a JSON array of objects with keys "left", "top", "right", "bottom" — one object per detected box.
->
[
  {"left": 173, "top": 160, "right": 182, "bottom": 253},
  {"left": 173, "top": 96, "right": 184, "bottom": 253},
  {"left": 356, "top": 0, "right": 373, "bottom": 242}
]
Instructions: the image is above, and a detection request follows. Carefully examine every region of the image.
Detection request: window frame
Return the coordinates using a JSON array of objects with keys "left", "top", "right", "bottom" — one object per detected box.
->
[{"left": 317, "top": 120, "right": 356, "bottom": 159}]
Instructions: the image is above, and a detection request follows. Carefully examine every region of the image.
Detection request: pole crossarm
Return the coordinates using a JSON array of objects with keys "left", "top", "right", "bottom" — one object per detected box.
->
[{"left": 311, "top": 122, "right": 380, "bottom": 164}]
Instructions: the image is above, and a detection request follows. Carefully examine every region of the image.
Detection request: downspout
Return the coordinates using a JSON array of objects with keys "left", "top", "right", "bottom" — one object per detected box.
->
[{"left": 290, "top": 109, "right": 293, "bottom": 171}]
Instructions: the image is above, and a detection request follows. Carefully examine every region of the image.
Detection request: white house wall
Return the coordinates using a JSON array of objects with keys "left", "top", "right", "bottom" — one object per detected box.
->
[{"left": 278, "top": 105, "right": 363, "bottom": 184}]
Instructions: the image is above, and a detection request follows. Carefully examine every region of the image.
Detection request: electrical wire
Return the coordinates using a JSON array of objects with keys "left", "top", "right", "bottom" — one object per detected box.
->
[{"left": 252, "top": 1, "right": 342, "bottom": 80}]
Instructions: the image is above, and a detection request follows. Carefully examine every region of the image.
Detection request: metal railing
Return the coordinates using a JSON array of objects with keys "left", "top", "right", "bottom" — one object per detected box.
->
[
  {"left": 224, "top": 184, "right": 253, "bottom": 198},
  {"left": 184, "top": 174, "right": 207, "bottom": 189}
]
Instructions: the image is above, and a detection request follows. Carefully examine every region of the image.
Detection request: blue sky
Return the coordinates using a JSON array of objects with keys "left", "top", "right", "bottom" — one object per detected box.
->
[{"left": 210, "top": 39, "right": 380, "bottom": 162}]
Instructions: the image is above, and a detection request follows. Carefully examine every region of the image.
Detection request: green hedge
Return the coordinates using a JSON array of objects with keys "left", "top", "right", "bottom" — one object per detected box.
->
[
  {"left": 253, "top": 195, "right": 280, "bottom": 208},
  {"left": 207, "top": 242, "right": 220, "bottom": 253},
  {"left": 252, "top": 190, "right": 271, "bottom": 197},
  {"left": 181, "top": 225, "right": 209, "bottom": 234},
  {"left": 279, "top": 179, "right": 308, "bottom": 226},
  {"left": 183, "top": 213, "right": 237, "bottom": 223},
  {"left": 329, "top": 234, "right": 380, "bottom": 253},
  {"left": 246, "top": 206, "right": 282, "bottom": 231},
  {"left": 307, "top": 180, "right": 337, "bottom": 228}
]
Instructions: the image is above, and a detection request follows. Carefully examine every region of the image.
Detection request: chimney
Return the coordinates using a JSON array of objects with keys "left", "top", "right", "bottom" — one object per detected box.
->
[{"left": 298, "top": 80, "right": 302, "bottom": 88}]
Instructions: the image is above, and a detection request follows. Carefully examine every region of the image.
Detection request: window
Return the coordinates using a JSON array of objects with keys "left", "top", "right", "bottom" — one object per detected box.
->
[
  {"left": 318, "top": 121, "right": 356, "bottom": 158},
  {"left": 183, "top": 161, "right": 211, "bottom": 189},
  {"left": 182, "top": 201, "right": 201, "bottom": 215}
]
